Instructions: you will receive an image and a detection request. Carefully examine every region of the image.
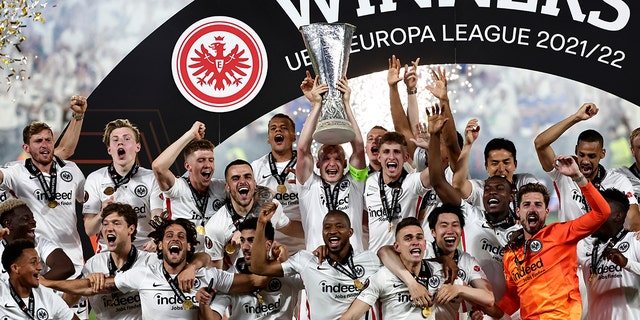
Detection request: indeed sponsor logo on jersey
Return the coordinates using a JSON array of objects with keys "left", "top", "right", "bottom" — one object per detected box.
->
[
  {"left": 368, "top": 205, "right": 401, "bottom": 220},
  {"left": 274, "top": 192, "right": 298, "bottom": 205},
  {"left": 396, "top": 292, "right": 411, "bottom": 303},
  {"left": 511, "top": 258, "right": 545, "bottom": 282},
  {"left": 0, "top": 191, "right": 7, "bottom": 202},
  {"left": 133, "top": 205, "right": 147, "bottom": 219},
  {"left": 102, "top": 293, "right": 141, "bottom": 309},
  {"left": 243, "top": 298, "right": 281, "bottom": 314},
  {"left": 35, "top": 190, "right": 73, "bottom": 205},
  {"left": 322, "top": 194, "right": 350, "bottom": 209},
  {"left": 320, "top": 280, "right": 360, "bottom": 294},
  {"left": 154, "top": 293, "right": 197, "bottom": 308},
  {"left": 593, "top": 263, "right": 623, "bottom": 280},
  {"left": 481, "top": 238, "right": 505, "bottom": 259}
]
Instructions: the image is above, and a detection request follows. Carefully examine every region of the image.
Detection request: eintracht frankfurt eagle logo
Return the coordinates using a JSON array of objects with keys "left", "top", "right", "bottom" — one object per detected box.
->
[{"left": 172, "top": 16, "right": 268, "bottom": 112}]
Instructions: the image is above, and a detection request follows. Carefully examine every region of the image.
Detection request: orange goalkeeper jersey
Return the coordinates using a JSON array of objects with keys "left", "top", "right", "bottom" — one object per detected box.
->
[{"left": 497, "top": 182, "right": 610, "bottom": 319}]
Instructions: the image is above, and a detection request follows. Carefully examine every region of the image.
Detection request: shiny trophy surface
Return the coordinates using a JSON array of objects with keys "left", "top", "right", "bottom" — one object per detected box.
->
[{"left": 300, "top": 23, "right": 356, "bottom": 145}]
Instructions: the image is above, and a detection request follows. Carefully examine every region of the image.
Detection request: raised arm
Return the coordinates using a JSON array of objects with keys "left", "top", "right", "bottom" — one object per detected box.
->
[
  {"left": 388, "top": 55, "right": 418, "bottom": 159},
  {"left": 427, "top": 105, "right": 462, "bottom": 205},
  {"left": 296, "top": 72, "right": 328, "bottom": 184},
  {"left": 452, "top": 119, "right": 480, "bottom": 199},
  {"left": 426, "top": 67, "right": 460, "bottom": 171},
  {"left": 534, "top": 103, "right": 598, "bottom": 172},
  {"left": 555, "top": 155, "right": 611, "bottom": 235},
  {"left": 54, "top": 95, "right": 87, "bottom": 160},
  {"left": 340, "top": 77, "right": 366, "bottom": 170},
  {"left": 42, "top": 248, "right": 75, "bottom": 280},
  {"left": 411, "top": 123, "right": 432, "bottom": 189},
  {"left": 152, "top": 121, "right": 205, "bottom": 191},
  {"left": 248, "top": 205, "right": 285, "bottom": 277}
]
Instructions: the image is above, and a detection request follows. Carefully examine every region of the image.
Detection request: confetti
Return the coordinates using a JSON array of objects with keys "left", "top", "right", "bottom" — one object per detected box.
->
[{"left": 0, "top": 0, "right": 47, "bottom": 89}]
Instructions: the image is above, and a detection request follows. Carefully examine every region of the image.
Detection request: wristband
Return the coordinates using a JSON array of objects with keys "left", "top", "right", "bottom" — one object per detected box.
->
[
  {"left": 407, "top": 88, "right": 417, "bottom": 95},
  {"left": 73, "top": 113, "right": 84, "bottom": 121}
]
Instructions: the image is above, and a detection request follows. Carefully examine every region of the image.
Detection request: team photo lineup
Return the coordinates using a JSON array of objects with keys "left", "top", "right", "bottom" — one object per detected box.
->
[{"left": 1, "top": 50, "right": 639, "bottom": 320}]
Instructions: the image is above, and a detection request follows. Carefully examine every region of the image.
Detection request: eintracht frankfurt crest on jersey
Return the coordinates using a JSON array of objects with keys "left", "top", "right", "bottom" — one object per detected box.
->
[{"left": 172, "top": 16, "right": 268, "bottom": 112}]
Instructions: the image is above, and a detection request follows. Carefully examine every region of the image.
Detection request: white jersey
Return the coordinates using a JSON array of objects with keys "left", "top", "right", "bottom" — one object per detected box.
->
[
  {"left": 210, "top": 264, "right": 304, "bottom": 320},
  {"left": 0, "top": 278, "right": 75, "bottom": 320},
  {"left": 577, "top": 232, "right": 640, "bottom": 320},
  {"left": 548, "top": 167, "right": 637, "bottom": 222},
  {"left": 114, "top": 261, "right": 234, "bottom": 320},
  {"left": 364, "top": 171, "right": 428, "bottom": 253},
  {"left": 611, "top": 166, "right": 640, "bottom": 203},
  {"left": 82, "top": 248, "right": 158, "bottom": 320},
  {"left": 0, "top": 237, "right": 60, "bottom": 282},
  {"left": 425, "top": 249, "right": 489, "bottom": 317},
  {"left": 0, "top": 160, "right": 85, "bottom": 277},
  {"left": 204, "top": 199, "right": 290, "bottom": 262},
  {"left": 297, "top": 174, "right": 365, "bottom": 251},
  {"left": 251, "top": 154, "right": 304, "bottom": 253},
  {"left": 83, "top": 166, "right": 163, "bottom": 252},
  {"left": 162, "top": 177, "right": 227, "bottom": 252},
  {"left": 466, "top": 173, "right": 539, "bottom": 211},
  {"left": 0, "top": 161, "right": 20, "bottom": 204},
  {"left": 459, "top": 201, "right": 522, "bottom": 302},
  {"left": 281, "top": 249, "right": 380, "bottom": 320}
]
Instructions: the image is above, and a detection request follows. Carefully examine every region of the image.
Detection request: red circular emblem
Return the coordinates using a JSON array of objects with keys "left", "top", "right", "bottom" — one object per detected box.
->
[{"left": 172, "top": 16, "right": 268, "bottom": 112}]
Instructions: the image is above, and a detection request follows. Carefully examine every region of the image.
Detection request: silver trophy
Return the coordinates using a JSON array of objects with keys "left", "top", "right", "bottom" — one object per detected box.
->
[{"left": 300, "top": 23, "right": 356, "bottom": 145}]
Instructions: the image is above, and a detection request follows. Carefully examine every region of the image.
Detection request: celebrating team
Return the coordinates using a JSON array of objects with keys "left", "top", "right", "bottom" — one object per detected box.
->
[{"left": 1, "top": 56, "right": 640, "bottom": 320}]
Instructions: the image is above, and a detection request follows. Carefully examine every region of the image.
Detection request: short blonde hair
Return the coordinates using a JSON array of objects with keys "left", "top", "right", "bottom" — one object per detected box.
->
[
  {"left": 0, "top": 199, "right": 29, "bottom": 224},
  {"left": 103, "top": 119, "right": 141, "bottom": 146}
]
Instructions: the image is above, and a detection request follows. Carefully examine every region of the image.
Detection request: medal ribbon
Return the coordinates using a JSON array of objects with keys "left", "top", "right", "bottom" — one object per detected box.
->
[
  {"left": 107, "top": 245, "right": 138, "bottom": 276},
  {"left": 484, "top": 213, "right": 515, "bottom": 230},
  {"left": 162, "top": 265, "right": 189, "bottom": 305},
  {"left": 432, "top": 241, "right": 459, "bottom": 264},
  {"left": 326, "top": 248, "right": 361, "bottom": 283},
  {"left": 580, "top": 164, "right": 606, "bottom": 212},
  {"left": 589, "top": 228, "right": 628, "bottom": 277},
  {"left": 268, "top": 151, "right": 297, "bottom": 186},
  {"left": 226, "top": 201, "right": 246, "bottom": 232},
  {"left": 9, "top": 281, "right": 35, "bottom": 320},
  {"left": 413, "top": 259, "right": 433, "bottom": 289},
  {"left": 107, "top": 163, "right": 139, "bottom": 192},
  {"left": 184, "top": 177, "right": 209, "bottom": 224},
  {"left": 322, "top": 177, "right": 346, "bottom": 211},
  {"left": 378, "top": 170, "right": 407, "bottom": 224},
  {"left": 25, "top": 158, "right": 57, "bottom": 205}
]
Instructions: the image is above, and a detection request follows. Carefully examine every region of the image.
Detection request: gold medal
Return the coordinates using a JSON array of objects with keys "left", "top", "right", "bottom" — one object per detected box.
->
[
  {"left": 103, "top": 186, "right": 115, "bottom": 195},
  {"left": 354, "top": 279, "right": 363, "bottom": 290},
  {"left": 256, "top": 293, "right": 264, "bottom": 304},
  {"left": 388, "top": 222, "right": 392, "bottom": 233},
  {"left": 421, "top": 306, "right": 432, "bottom": 318},
  {"left": 277, "top": 184, "right": 287, "bottom": 194},
  {"left": 589, "top": 273, "right": 595, "bottom": 282},
  {"left": 196, "top": 225, "right": 206, "bottom": 235},
  {"left": 225, "top": 243, "right": 236, "bottom": 255},
  {"left": 182, "top": 299, "right": 194, "bottom": 310},
  {"left": 47, "top": 200, "right": 58, "bottom": 208}
]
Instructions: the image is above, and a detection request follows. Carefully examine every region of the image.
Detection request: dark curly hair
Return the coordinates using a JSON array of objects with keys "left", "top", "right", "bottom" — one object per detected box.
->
[{"left": 149, "top": 215, "right": 199, "bottom": 261}]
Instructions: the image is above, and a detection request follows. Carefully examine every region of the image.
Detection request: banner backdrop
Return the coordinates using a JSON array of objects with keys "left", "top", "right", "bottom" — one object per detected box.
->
[{"left": 78, "top": 0, "right": 636, "bottom": 172}]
